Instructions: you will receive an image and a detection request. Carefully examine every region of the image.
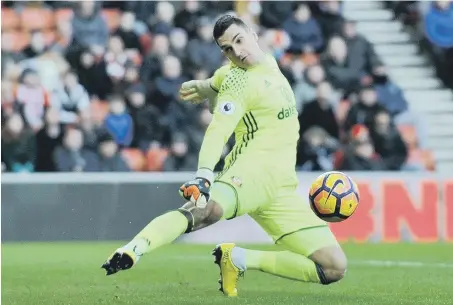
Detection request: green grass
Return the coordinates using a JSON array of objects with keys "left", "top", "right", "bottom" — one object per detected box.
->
[{"left": 2, "top": 242, "right": 453, "bottom": 305}]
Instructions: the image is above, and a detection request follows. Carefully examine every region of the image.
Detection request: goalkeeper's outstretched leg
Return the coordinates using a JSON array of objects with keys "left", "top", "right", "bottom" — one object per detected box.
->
[
  {"left": 212, "top": 228, "right": 347, "bottom": 297},
  {"left": 101, "top": 199, "right": 225, "bottom": 276}
]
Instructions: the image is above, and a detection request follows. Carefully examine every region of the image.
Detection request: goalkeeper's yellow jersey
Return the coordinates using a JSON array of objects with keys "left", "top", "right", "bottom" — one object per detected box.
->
[{"left": 198, "top": 54, "right": 299, "bottom": 180}]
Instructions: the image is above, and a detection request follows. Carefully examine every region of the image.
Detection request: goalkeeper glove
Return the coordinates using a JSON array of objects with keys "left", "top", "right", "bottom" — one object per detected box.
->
[
  {"left": 179, "top": 168, "right": 214, "bottom": 208},
  {"left": 179, "top": 79, "right": 218, "bottom": 113}
]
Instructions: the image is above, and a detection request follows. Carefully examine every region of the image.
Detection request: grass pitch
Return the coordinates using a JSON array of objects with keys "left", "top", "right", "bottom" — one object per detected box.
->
[{"left": 2, "top": 242, "right": 453, "bottom": 305}]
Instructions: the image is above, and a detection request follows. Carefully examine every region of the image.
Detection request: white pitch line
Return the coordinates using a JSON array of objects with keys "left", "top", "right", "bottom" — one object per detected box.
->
[
  {"left": 163, "top": 255, "right": 453, "bottom": 268},
  {"left": 349, "top": 260, "right": 453, "bottom": 268}
]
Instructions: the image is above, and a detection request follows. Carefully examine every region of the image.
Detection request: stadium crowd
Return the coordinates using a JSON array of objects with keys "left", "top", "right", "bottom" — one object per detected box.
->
[
  {"left": 1, "top": 0, "right": 438, "bottom": 173},
  {"left": 385, "top": 1, "right": 453, "bottom": 90}
]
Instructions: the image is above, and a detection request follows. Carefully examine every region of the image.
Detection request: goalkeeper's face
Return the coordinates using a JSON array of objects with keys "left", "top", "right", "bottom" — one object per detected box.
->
[{"left": 217, "top": 24, "right": 260, "bottom": 69}]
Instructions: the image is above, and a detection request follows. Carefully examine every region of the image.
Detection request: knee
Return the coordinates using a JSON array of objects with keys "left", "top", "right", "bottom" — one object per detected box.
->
[
  {"left": 330, "top": 252, "right": 348, "bottom": 279},
  {"left": 310, "top": 246, "right": 348, "bottom": 285},
  {"left": 317, "top": 257, "right": 347, "bottom": 285}
]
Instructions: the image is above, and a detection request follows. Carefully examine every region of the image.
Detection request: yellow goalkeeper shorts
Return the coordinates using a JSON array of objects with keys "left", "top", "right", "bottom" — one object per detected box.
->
[{"left": 210, "top": 159, "right": 328, "bottom": 243}]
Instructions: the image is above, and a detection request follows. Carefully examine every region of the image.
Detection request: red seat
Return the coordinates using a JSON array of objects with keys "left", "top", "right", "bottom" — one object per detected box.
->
[
  {"left": 54, "top": 8, "right": 73, "bottom": 24},
  {"left": 146, "top": 148, "right": 169, "bottom": 171},
  {"left": 20, "top": 8, "right": 54, "bottom": 31},
  {"left": 122, "top": 149, "right": 146, "bottom": 171},
  {"left": 1, "top": 8, "right": 20, "bottom": 31}
]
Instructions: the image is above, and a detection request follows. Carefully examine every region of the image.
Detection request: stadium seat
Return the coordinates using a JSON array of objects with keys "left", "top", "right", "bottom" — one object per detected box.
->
[
  {"left": 1, "top": 8, "right": 20, "bottom": 31},
  {"left": 20, "top": 8, "right": 55, "bottom": 31},
  {"left": 89, "top": 100, "right": 110, "bottom": 125},
  {"left": 101, "top": 9, "right": 121, "bottom": 32},
  {"left": 121, "top": 148, "right": 146, "bottom": 171},
  {"left": 146, "top": 148, "right": 169, "bottom": 171},
  {"left": 54, "top": 9, "right": 74, "bottom": 24}
]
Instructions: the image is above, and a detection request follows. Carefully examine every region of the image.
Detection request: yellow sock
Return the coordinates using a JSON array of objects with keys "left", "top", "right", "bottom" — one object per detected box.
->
[
  {"left": 244, "top": 249, "right": 321, "bottom": 283},
  {"left": 125, "top": 211, "right": 188, "bottom": 254}
]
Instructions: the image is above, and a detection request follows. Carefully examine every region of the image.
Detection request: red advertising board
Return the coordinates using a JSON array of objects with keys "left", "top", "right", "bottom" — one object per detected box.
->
[{"left": 325, "top": 177, "right": 453, "bottom": 243}]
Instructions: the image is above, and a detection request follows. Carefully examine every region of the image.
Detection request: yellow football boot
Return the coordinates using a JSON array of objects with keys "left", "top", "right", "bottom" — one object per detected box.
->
[{"left": 212, "top": 243, "right": 244, "bottom": 297}]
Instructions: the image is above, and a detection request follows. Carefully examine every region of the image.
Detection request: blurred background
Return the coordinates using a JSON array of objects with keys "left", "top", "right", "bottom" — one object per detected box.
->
[
  {"left": 1, "top": 0, "right": 452, "bottom": 243},
  {"left": 2, "top": 0, "right": 453, "bottom": 174},
  {"left": 2, "top": 3, "right": 452, "bottom": 304}
]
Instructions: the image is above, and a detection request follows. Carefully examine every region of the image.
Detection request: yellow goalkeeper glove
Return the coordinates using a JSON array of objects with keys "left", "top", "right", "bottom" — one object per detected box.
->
[{"left": 179, "top": 79, "right": 218, "bottom": 113}]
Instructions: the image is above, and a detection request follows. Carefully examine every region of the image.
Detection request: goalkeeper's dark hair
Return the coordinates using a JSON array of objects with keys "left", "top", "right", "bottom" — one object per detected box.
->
[{"left": 213, "top": 14, "right": 249, "bottom": 43}]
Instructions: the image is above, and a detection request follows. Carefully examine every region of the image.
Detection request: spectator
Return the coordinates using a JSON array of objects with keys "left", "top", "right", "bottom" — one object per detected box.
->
[
  {"left": 13, "top": 69, "right": 50, "bottom": 131},
  {"left": 259, "top": 1, "right": 294, "bottom": 29},
  {"left": 1, "top": 113, "right": 36, "bottom": 173},
  {"left": 294, "top": 64, "right": 336, "bottom": 111},
  {"left": 79, "top": 109, "right": 103, "bottom": 151},
  {"left": 104, "top": 95, "right": 134, "bottom": 147},
  {"left": 186, "top": 106, "right": 213, "bottom": 154},
  {"left": 370, "top": 110, "right": 409, "bottom": 171},
  {"left": 298, "top": 82, "right": 340, "bottom": 140},
  {"left": 424, "top": 1, "right": 453, "bottom": 49},
  {"left": 1, "top": 81, "right": 19, "bottom": 119},
  {"left": 125, "top": 1, "right": 156, "bottom": 26},
  {"left": 149, "top": 1, "right": 175, "bottom": 35},
  {"left": 342, "top": 20, "right": 383, "bottom": 74},
  {"left": 71, "top": 1, "right": 109, "bottom": 48},
  {"left": 114, "top": 12, "right": 143, "bottom": 53},
  {"left": 105, "top": 35, "right": 137, "bottom": 95},
  {"left": 53, "top": 127, "right": 99, "bottom": 172},
  {"left": 169, "top": 28, "right": 190, "bottom": 70},
  {"left": 140, "top": 34, "right": 170, "bottom": 84},
  {"left": 372, "top": 66, "right": 409, "bottom": 117},
  {"left": 296, "top": 126, "right": 338, "bottom": 171},
  {"left": 23, "top": 31, "right": 48, "bottom": 59},
  {"left": 35, "top": 108, "right": 63, "bottom": 172},
  {"left": 151, "top": 55, "right": 187, "bottom": 113},
  {"left": 1, "top": 33, "right": 26, "bottom": 76},
  {"left": 50, "top": 20, "right": 75, "bottom": 55},
  {"left": 187, "top": 17, "right": 223, "bottom": 75},
  {"left": 343, "top": 85, "right": 387, "bottom": 132},
  {"left": 258, "top": 29, "right": 292, "bottom": 61},
  {"left": 174, "top": 0, "right": 204, "bottom": 39},
  {"left": 283, "top": 4, "right": 324, "bottom": 55},
  {"left": 317, "top": 0, "right": 345, "bottom": 40},
  {"left": 126, "top": 83, "right": 168, "bottom": 151},
  {"left": 338, "top": 133, "right": 386, "bottom": 171},
  {"left": 163, "top": 132, "right": 198, "bottom": 171},
  {"left": 321, "top": 36, "right": 362, "bottom": 94},
  {"left": 76, "top": 48, "right": 112, "bottom": 99},
  {"left": 52, "top": 71, "right": 90, "bottom": 124},
  {"left": 203, "top": 1, "right": 234, "bottom": 19},
  {"left": 97, "top": 132, "right": 130, "bottom": 172},
  {"left": 422, "top": 1, "right": 453, "bottom": 89}
]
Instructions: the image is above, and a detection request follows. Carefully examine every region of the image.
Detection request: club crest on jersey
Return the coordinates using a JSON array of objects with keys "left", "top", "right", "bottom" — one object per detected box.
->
[{"left": 219, "top": 101, "right": 235, "bottom": 115}]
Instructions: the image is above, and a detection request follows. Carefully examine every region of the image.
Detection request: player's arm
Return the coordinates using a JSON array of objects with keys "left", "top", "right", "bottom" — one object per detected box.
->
[
  {"left": 179, "top": 72, "right": 248, "bottom": 207},
  {"left": 179, "top": 64, "right": 231, "bottom": 113},
  {"left": 197, "top": 96, "right": 245, "bottom": 181}
]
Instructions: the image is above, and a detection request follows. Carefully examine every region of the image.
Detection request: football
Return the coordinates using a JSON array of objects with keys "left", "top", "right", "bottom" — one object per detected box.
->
[{"left": 308, "top": 171, "right": 360, "bottom": 222}]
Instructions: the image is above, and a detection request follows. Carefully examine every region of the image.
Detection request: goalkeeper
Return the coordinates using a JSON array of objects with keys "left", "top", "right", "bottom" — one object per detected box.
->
[{"left": 102, "top": 15, "right": 347, "bottom": 296}]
